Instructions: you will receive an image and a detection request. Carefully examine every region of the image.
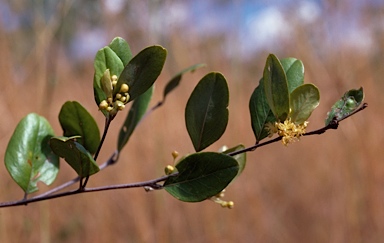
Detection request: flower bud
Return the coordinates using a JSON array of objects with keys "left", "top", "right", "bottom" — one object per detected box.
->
[
  {"left": 164, "top": 165, "right": 175, "bottom": 175},
  {"left": 116, "top": 101, "right": 125, "bottom": 110},
  {"left": 172, "top": 151, "right": 179, "bottom": 159},
  {"left": 112, "top": 80, "right": 117, "bottom": 87},
  {"left": 120, "top": 84, "right": 129, "bottom": 93},
  {"left": 99, "top": 100, "right": 108, "bottom": 110},
  {"left": 227, "top": 201, "right": 234, "bottom": 209},
  {"left": 101, "top": 69, "right": 113, "bottom": 98}
]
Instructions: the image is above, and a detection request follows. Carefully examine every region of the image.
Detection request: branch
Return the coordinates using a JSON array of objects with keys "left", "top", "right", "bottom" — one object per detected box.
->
[
  {"left": 0, "top": 103, "right": 367, "bottom": 208},
  {"left": 35, "top": 150, "right": 118, "bottom": 198},
  {"left": 82, "top": 116, "right": 112, "bottom": 188},
  {"left": 228, "top": 103, "right": 368, "bottom": 157},
  {"left": 0, "top": 173, "right": 177, "bottom": 208}
]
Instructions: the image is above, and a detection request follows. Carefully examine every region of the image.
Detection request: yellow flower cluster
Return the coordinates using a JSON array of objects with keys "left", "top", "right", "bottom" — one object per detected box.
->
[
  {"left": 265, "top": 118, "right": 308, "bottom": 146},
  {"left": 210, "top": 189, "right": 234, "bottom": 209},
  {"left": 99, "top": 74, "right": 130, "bottom": 115}
]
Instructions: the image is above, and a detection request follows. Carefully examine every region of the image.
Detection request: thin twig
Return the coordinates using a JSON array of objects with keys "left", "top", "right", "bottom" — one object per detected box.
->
[
  {"left": 0, "top": 174, "right": 176, "bottom": 208},
  {"left": 82, "top": 117, "right": 113, "bottom": 188},
  {"left": 33, "top": 151, "right": 118, "bottom": 198},
  {"left": 93, "top": 117, "right": 112, "bottom": 161}
]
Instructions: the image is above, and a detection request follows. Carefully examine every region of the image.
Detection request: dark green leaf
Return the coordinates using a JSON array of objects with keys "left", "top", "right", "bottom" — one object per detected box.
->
[
  {"left": 59, "top": 101, "right": 100, "bottom": 154},
  {"left": 117, "top": 85, "right": 154, "bottom": 151},
  {"left": 325, "top": 87, "right": 364, "bottom": 125},
  {"left": 249, "top": 78, "right": 277, "bottom": 142},
  {"left": 162, "top": 63, "right": 206, "bottom": 102},
  {"left": 164, "top": 152, "right": 239, "bottom": 202},
  {"left": 50, "top": 136, "right": 100, "bottom": 178},
  {"left": 108, "top": 37, "right": 132, "bottom": 66},
  {"left": 263, "top": 54, "right": 290, "bottom": 121},
  {"left": 115, "top": 45, "right": 167, "bottom": 101},
  {"left": 222, "top": 145, "right": 246, "bottom": 177},
  {"left": 185, "top": 72, "right": 229, "bottom": 152},
  {"left": 280, "top": 58, "right": 304, "bottom": 93},
  {"left": 290, "top": 84, "right": 320, "bottom": 124},
  {"left": 4, "top": 113, "right": 59, "bottom": 194}
]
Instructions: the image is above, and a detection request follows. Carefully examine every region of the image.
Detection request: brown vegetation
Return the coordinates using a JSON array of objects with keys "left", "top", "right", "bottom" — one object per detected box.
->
[{"left": 0, "top": 1, "right": 382, "bottom": 242}]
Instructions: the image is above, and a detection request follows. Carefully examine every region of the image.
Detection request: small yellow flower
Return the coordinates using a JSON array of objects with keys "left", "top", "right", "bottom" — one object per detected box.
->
[
  {"left": 265, "top": 118, "right": 308, "bottom": 146},
  {"left": 265, "top": 122, "right": 278, "bottom": 137}
]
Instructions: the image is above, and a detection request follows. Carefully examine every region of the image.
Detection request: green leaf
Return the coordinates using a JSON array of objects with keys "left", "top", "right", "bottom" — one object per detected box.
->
[
  {"left": 162, "top": 63, "right": 206, "bottom": 102},
  {"left": 108, "top": 37, "right": 132, "bottom": 66},
  {"left": 263, "top": 54, "right": 290, "bottom": 121},
  {"left": 115, "top": 45, "right": 167, "bottom": 102},
  {"left": 289, "top": 84, "right": 320, "bottom": 124},
  {"left": 249, "top": 78, "right": 277, "bottom": 142},
  {"left": 325, "top": 87, "right": 364, "bottom": 125},
  {"left": 4, "top": 113, "right": 59, "bottom": 194},
  {"left": 280, "top": 58, "right": 304, "bottom": 93},
  {"left": 164, "top": 152, "right": 239, "bottom": 202},
  {"left": 185, "top": 72, "right": 229, "bottom": 152},
  {"left": 117, "top": 85, "right": 154, "bottom": 152},
  {"left": 58, "top": 101, "right": 100, "bottom": 154},
  {"left": 50, "top": 136, "right": 100, "bottom": 178},
  {"left": 222, "top": 145, "right": 246, "bottom": 177},
  {"left": 93, "top": 46, "right": 125, "bottom": 106}
]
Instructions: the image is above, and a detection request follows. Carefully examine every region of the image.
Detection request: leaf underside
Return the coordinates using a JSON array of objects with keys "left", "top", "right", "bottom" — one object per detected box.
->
[{"left": 50, "top": 136, "right": 99, "bottom": 178}]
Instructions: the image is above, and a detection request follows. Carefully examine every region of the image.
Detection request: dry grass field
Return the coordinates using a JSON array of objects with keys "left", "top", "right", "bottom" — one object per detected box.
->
[{"left": 0, "top": 1, "right": 382, "bottom": 242}]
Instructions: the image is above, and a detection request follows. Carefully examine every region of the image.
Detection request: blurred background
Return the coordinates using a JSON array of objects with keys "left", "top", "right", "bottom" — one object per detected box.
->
[{"left": 0, "top": 0, "right": 382, "bottom": 242}]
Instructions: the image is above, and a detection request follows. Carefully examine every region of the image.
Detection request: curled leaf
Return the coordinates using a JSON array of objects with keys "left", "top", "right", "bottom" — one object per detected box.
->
[
  {"left": 50, "top": 136, "right": 99, "bottom": 178},
  {"left": 162, "top": 63, "right": 205, "bottom": 102},
  {"left": 325, "top": 87, "right": 364, "bottom": 125},
  {"left": 4, "top": 113, "right": 59, "bottom": 194}
]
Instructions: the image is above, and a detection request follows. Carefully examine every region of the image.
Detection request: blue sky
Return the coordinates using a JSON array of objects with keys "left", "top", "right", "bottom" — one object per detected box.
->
[
  {"left": 1, "top": 0, "right": 382, "bottom": 59},
  {"left": 139, "top": 0, "right": 380, "bottom": 57}
]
